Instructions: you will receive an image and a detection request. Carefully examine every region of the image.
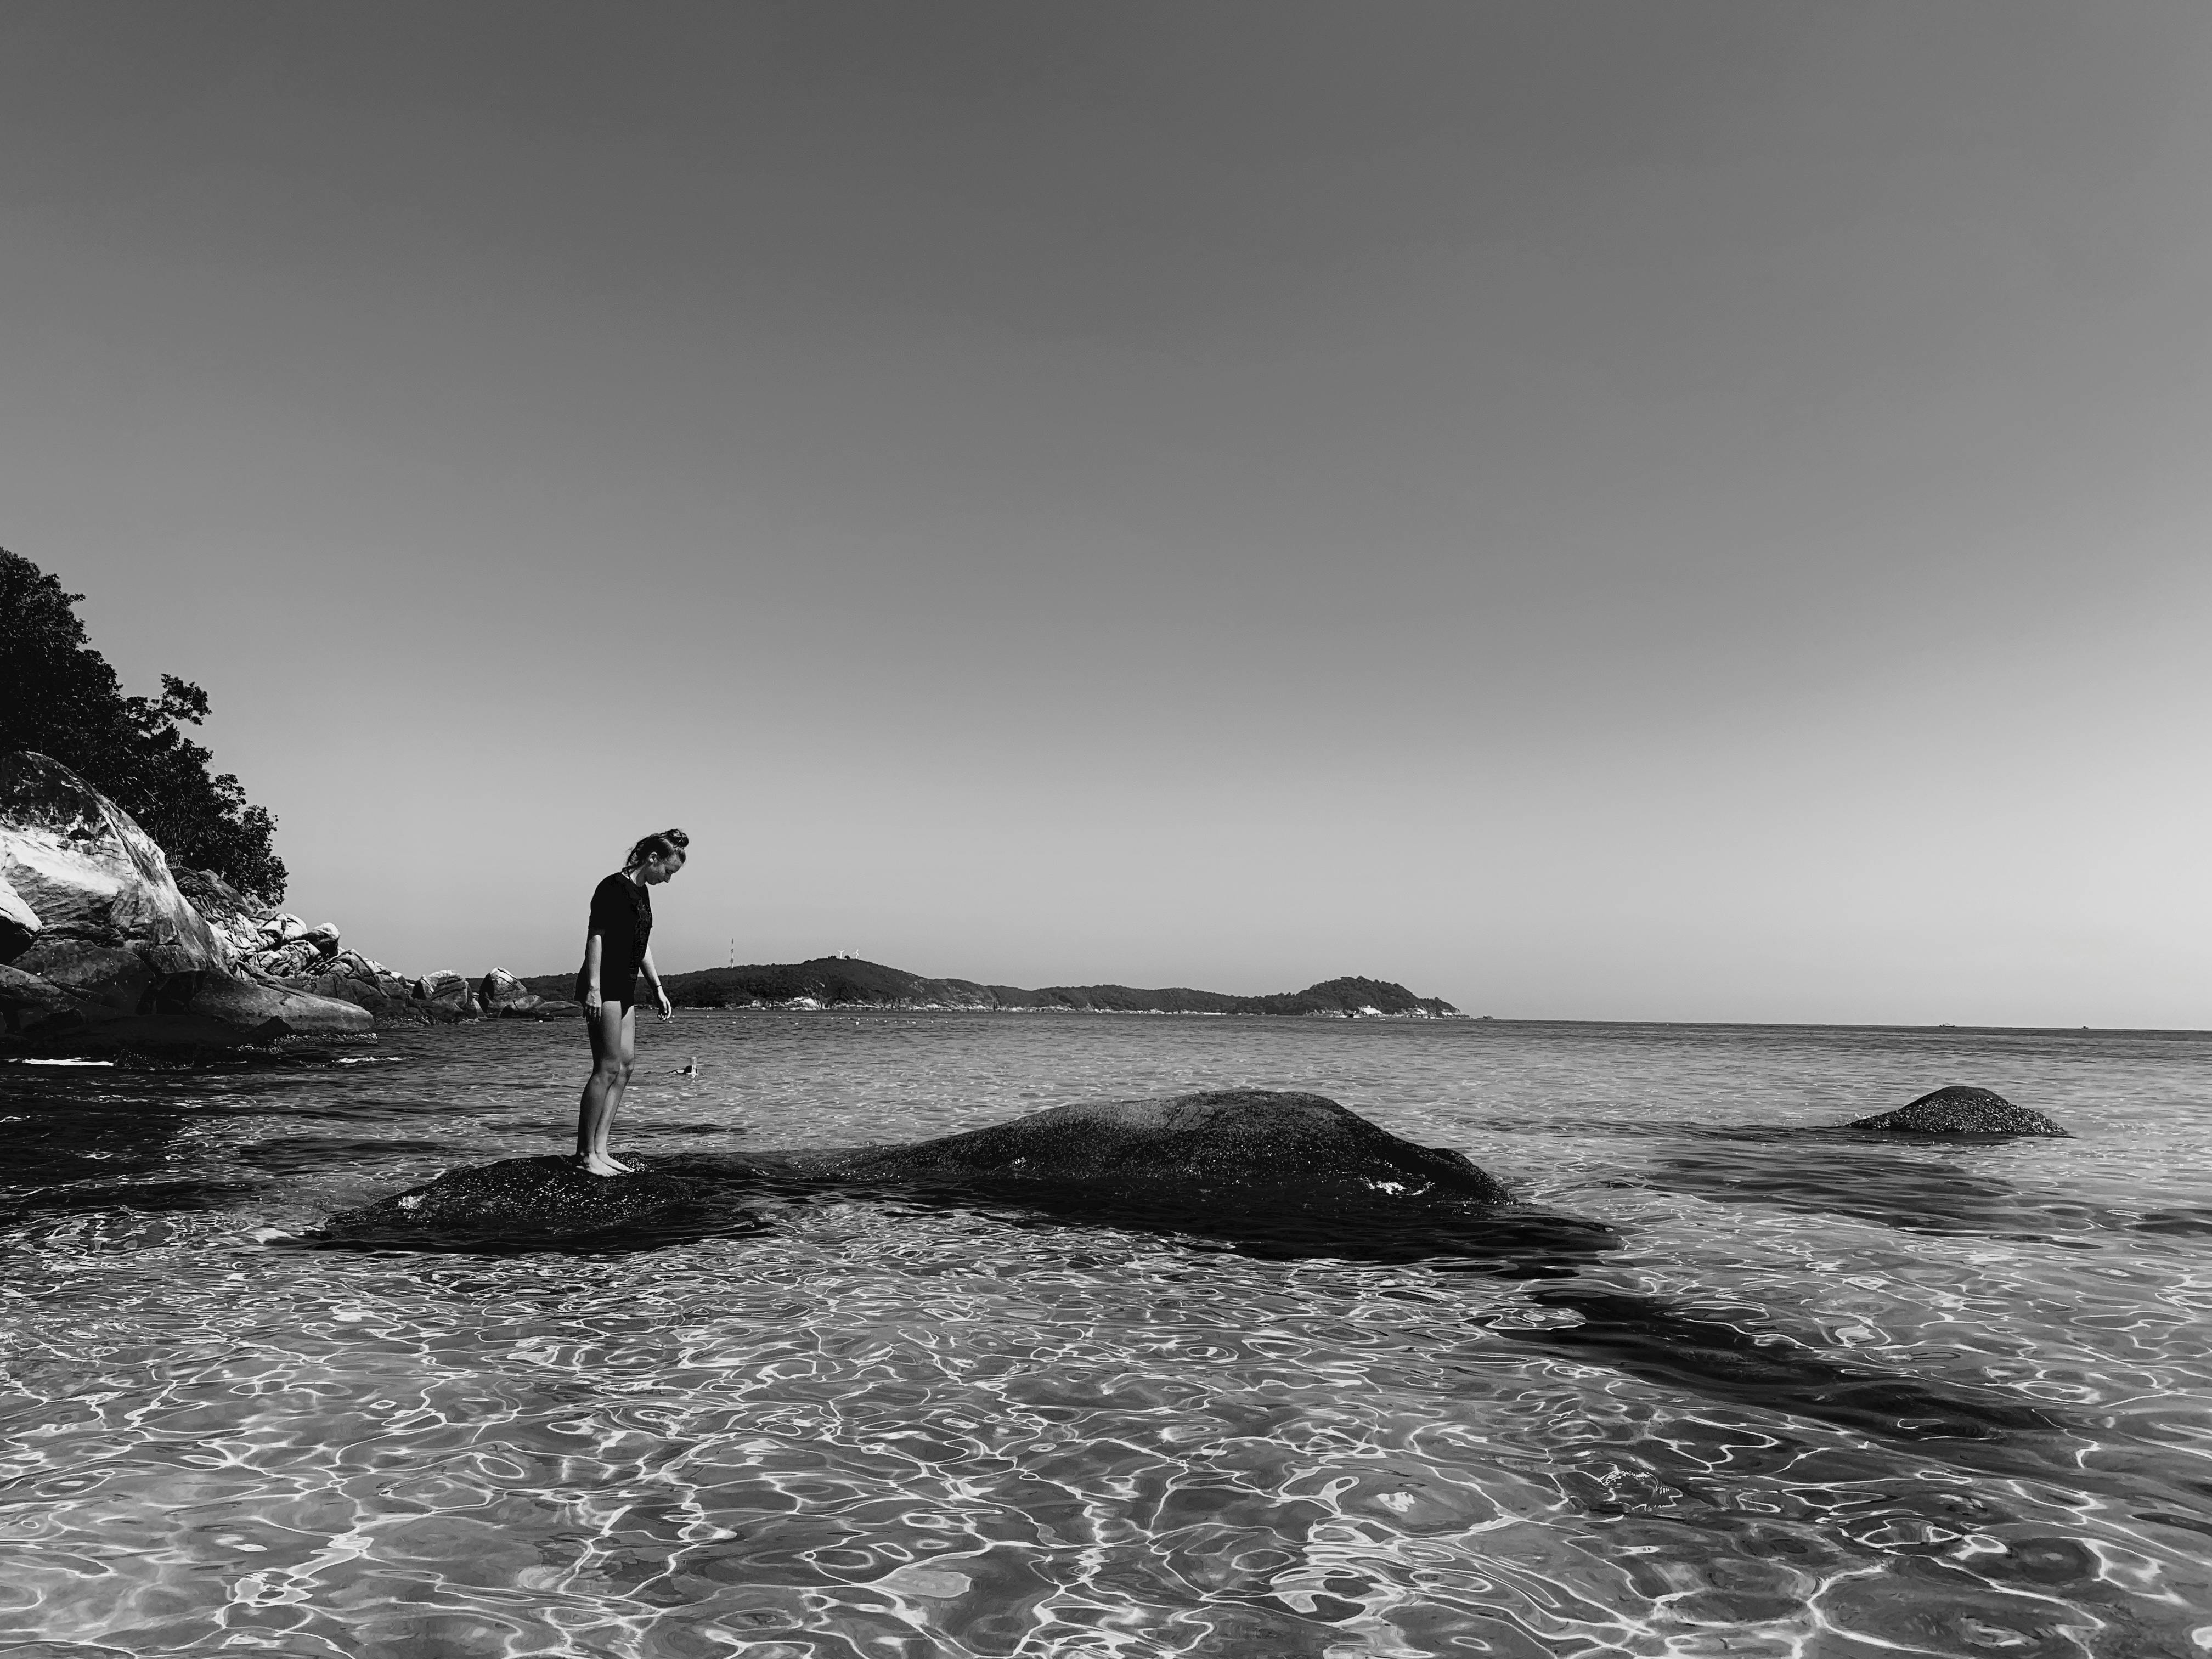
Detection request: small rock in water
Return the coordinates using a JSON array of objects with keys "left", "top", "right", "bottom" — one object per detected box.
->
[
  {"left": 478, "top": 967, "right": 543, "bottom": 1012},
  {"left": 1847, "top": 1086, "right": 2070, "bottom": 1137}
]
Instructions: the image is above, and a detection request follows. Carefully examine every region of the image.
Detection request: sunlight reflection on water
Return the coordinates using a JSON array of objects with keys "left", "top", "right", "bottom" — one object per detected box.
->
[{"left": 4, "top": 1014, "right": 2211, "bottom": 1657}]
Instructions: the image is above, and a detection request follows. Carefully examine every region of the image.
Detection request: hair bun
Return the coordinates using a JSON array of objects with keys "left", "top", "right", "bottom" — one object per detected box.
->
[{"left": 623, "top": 828, "right": 690, "bottom": 871}]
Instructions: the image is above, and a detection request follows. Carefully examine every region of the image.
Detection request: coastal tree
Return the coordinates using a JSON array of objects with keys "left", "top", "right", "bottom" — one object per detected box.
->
[{"left": 0, "top": 545, "right": 288, "bottom": 904}]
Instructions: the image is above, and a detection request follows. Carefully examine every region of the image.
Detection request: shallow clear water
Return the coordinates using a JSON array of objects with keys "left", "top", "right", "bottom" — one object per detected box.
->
[{"left": 4, "top": 1014, "right": 2211, "bottom": 1658}]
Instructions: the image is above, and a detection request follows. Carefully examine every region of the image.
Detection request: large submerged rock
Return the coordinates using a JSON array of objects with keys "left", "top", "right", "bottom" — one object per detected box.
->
[
  {"left": 318, "top": 1091, "right": 1617, "bottom": 1264},
  {"left": 710, "top": 1090, "right": 1618, "bottom": 1265},
  {"left": 0, "top": 752, "right": 370, "bottom": 1049},
  {"left": 1520, "top": 1286, "right": 2066, "bottom": 1444},
  {"left": 792, "top": 1089, "right": 1510, "bottom": 1205},
  {"left": 1847, "top": 1086, "right": 2070, "bottom": 1138}
]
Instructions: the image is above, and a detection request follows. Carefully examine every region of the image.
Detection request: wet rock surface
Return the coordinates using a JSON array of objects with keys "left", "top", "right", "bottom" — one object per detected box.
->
[
  {"left": 793, "top": 1089, "right": 1511, "bottom": 1204},
  {"left": 306, "top": 1091, "right": 2070, "bottom": 1449},
  {"left": 1848, "top": 1086, "right": 2070, "bottom": 1137},
  {"left": 703, "top": 1090, "right": 1619, "bottom": 1266},
  {"left": 319, "top": 1091, "right": 1613, "bottom": 1263}
]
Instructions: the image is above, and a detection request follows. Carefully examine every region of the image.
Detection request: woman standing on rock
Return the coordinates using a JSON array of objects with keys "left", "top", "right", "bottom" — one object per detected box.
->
[{"left": 575, "top": 828, "right": 687, "bottom": 1176}]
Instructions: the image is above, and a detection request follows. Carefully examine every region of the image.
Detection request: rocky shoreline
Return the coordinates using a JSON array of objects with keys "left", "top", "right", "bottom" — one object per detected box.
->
[
  {"left": 0, "top": 751, "right": 550, "bottom": 1053},
  {"left": 171, "top": 864, "right": 559, "bottom": 1026}
]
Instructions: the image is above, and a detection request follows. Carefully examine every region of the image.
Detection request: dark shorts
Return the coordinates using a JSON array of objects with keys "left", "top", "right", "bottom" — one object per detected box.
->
[{"left": 577, "top": 969, "right": 638, "bottom": 1010}]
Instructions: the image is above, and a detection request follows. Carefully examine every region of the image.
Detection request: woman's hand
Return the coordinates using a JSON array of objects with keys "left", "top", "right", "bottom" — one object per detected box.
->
[
  {"left": 654, "top": 985, "right": 674, "bottom": 1020},
  {"left": 583, "top": 985, "right": 603, "bottom": 1019}
]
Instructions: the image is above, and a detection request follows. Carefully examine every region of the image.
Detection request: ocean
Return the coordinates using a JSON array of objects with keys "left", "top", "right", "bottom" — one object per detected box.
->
[{"left": 3, "top": 1013, "right": 2209, "bottom": 1658}]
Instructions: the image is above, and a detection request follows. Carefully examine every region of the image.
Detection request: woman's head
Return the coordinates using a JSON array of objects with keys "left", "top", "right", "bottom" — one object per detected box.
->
[{"left": 624, "top": 827, "right": 690, "bottom": 883}]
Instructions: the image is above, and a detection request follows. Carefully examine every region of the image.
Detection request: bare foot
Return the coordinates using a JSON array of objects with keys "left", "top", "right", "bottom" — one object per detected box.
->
[
  {"left": 605, "top": 1155, "right": 635, "bottom": 1173},
  {"left": 577, "top": 1154, "right": 626, "bottom": 1177}
]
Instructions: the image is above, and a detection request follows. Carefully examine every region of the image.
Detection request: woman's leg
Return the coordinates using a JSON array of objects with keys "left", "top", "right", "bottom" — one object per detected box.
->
[
  {"left": 575, "top": 1000, "right": 632, "bottom": 1175},
  {"left": 599, "top": 1006, "right": 639, "bottom": 1171}
]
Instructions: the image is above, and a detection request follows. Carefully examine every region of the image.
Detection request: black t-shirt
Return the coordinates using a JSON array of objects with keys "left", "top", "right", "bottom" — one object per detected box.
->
[{"left": 587, "top": 872, "right": 652, "bottom": 995}]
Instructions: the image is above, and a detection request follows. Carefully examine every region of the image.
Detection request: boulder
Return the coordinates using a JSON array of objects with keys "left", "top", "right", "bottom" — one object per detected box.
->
[
  {"left": 479, "top": 968, "right": 543, "bottom": 1013},
  {"left": 716, "top": 1090, "right": 1620, "bottom": 1263},
  {"left": 170, "top": 867, "right": 266, "bottom": 962},
  {"left": 290, "top": 969, "right": 403, "bottom": 1018},
  {"left": 0, "top": 752, "right": 228, "bottom": 966},
  {"left": 0, "top": 871, "right": 42, "bottom": 962},
  {"left": 0, "top": 962, "right": 87, "bottom": 1023},
  {"left": 153, "top": 972, "right": 370, "bottom": 1041},
  {"left": 259, "top": 940, "right": 323, "bottom": 977},
  {"left": 803, "top": 1089, "right": 1513, "bottom": 1207},
  {"left": 0, "top": 961, "right": 371, "bottom": 1049},
  {"left": 315, "top": 1156, "right": 744, "bottom": 1248},
  {"left": 325, "top": 1092, "right": 1616, "bottom": 1265},
  {"left": 408, "top": 970, "right": 479, "bottom": 1022},
  {"left": 0, "top": 753, "right": 370, "bottom": 1049},
  {"left": 172, "top": 873, "right": 416, "bottom": 1026},
  {"left": 1847, "top": 1086, "right": 2070, "bottom": 1137},
  {"left": 9, "top": 939, "right": 155, "bottom": 1015}
]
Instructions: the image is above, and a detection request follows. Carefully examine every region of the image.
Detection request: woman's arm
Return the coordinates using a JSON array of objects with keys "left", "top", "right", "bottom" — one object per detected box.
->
[
  {"left": 582, "top": 932, "right": 604, "bottom": 1017},
  {"left": 641, "top": 942, "right": 672, "bottom": 1019}
]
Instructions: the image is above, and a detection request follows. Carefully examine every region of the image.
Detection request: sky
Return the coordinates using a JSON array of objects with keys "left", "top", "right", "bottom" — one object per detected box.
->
[{"left": 3, "top": 2, "right": 2210, "bottom": 1026}]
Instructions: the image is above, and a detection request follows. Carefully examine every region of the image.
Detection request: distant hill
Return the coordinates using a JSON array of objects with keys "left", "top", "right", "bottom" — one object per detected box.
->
[{"left": 520, "top": 958, "right": 1460, "bottom": 1018}]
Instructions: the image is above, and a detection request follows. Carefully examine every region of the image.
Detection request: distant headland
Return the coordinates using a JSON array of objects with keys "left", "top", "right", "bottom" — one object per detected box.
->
[
  {"left": 521, "top": 959, "right": 1463, "bottom": 1019},
  {"left": 0, "top": 746, "right": 1462, "bottom": 1047}
]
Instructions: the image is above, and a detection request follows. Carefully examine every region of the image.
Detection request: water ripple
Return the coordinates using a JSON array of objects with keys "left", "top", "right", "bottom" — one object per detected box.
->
[{"left": 3, "top": 1015, "right": 2210, "bottom": 1656}]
